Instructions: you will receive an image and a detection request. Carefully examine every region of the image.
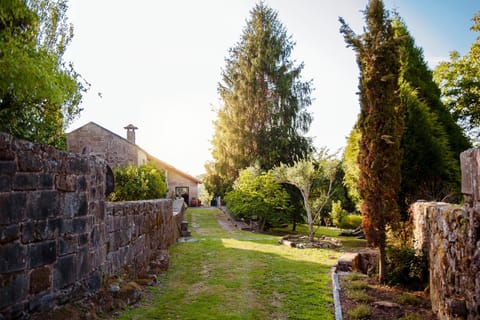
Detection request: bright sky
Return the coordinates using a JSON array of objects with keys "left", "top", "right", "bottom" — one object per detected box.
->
[{"left": 64, "top": 1, "right": 479, "bottom": 177}]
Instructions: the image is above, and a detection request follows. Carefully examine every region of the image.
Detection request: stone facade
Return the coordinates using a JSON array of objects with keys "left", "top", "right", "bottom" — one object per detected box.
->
[
  {"left": 411, "top": 147, "right": 480, "bottom": 320},
  {"left": 0, "top": 132, "right": 182, "bottom": 319},
  {"left": 67, "top": 122, "right": 201, "bottom": 205}
]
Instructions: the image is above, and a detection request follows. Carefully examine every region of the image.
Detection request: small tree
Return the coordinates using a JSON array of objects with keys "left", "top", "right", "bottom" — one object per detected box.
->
[
  {"left": 273, "top": 150, "right": 339, "bottom": 241},
  {"left": 224, "top": 166, "right": 291, "bottom": 231},
  {"left": 110, "top": 163, "right": 167, "bottom": 201}
]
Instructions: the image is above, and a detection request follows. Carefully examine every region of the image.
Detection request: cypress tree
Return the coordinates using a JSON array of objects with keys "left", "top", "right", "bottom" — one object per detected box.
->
[{"left": 340, "top": 0, "right": 405, "bottom": 282}]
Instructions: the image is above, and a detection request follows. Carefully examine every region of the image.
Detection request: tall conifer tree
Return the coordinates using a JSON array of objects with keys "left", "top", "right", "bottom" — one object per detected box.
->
[
  {"left": 206, "top": 2, "right": 313, "bottom": 196},
  {"left": 340, "top": 0, "right": 405, "bottom": 282}
]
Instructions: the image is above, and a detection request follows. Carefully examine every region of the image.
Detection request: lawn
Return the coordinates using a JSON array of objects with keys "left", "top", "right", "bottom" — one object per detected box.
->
[{"left": 116, "top": 208, "right": 354, "bottom": 320}]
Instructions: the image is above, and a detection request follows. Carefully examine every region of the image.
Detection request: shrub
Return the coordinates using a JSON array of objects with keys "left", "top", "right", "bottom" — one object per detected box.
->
[
  {"left": 397, "top": 293, "right": 421, "bottom": 305},
  {"left": 347, "top": 304, "right": 371, "bottom": 320},
  {"left": 339, "top": 214, "right": 362, "bottom": 229},
  {"left": 109, "top": 163, "right": 167, "bottom": 201},
  {"left": 385, "top": 246, "right": 428, "bottom": 289},
  {"left": 224, "top": 167, "right": 291, "bottom": 231}
]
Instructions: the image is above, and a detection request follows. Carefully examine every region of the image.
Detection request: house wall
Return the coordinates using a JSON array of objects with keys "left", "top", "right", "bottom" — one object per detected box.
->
[
  {"left": 66, "top": 122, "right": 147, "bottom": 167},
  {"left": 167, "top": 171, "right": 199, "bottom": 205},
  {"left": 0, "top": 133, "right": 181, "bottom": 319},
  {"left": 67, "top": 123, "right": 199, "bottom": 204}
]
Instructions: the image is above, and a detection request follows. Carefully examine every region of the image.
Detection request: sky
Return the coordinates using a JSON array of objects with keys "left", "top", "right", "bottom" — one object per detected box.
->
[{"left": 64, "top": 1, "right": 479, "bottom": 177}]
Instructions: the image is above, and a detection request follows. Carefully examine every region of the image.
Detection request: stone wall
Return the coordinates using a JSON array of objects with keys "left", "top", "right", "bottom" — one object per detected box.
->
[
  {"left": 0, "top": 133, "right": 181, "bottom": 319},
  {"left": 411, "top": 147, "right": 480, "bottom": 320}
]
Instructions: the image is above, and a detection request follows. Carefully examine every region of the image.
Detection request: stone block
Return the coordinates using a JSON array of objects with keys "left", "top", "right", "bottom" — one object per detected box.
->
[
  {"left": 27, "top": 190, "right": 59, "bottom": 219},
  {"left": 17, "top": 151, "right": 42, "bottom": 172},
  {"left": 77, "top": 176, "right": 87, "bottom": 191},
  {"left": 0, "top": 192, "right": 26, "bottom": 225},
  {"left": 13, "top": 173, "right": 38, "bottom": 190},
  {"left": 66, "top": 157, "right": 88, "bottom": 174},
  {"left": 29, "top": 240, "right": 56, "bottom": 268},
  {"left": 72, "top": 217, "right": 87, "bottom": 234},
  {"left": 0, "top": 175, "right": 12, "bottom": 192},
  {"left": 337, "top": 252, "right": 360, "bottom": 272},
  {"left": 0, "top": 273, "right": 28, "bottom": 309},
  {"left": 0, "top": 224, "right": 20, "bottom": 244},
  {"left": 30, "top": 266, "right": 51, "bottom": 294},
  {"left": 54, "top": 174, "right": 77, "bottom": 192},
  {"left": 60, "top": 218, "right": 73, "bottom": 234},
  {"left": 0, "top": 147, "right": 15, "bottom": 161},
  {"left": 64, "top": 192, "right": 88, "bottom": 217},
  {"left": 54, "top": 255, "right": 75, "bottom": 290},
  {"left": 59, "top": 235, "right": 77, "bottom": 256},
  {"left": 28, "top": 292, "right": 54, "bottom": 313},
  {"left": 0, "top": 161, "right": 16, "bottom": 175},
  {"left": 78, "top": 233, "right": 88, "bottom": 246},
  {"left": 38, "top": 173, "right": 54, "bottom": 189},
  {"left": 77, "top": 246, "right": 89, "bottom": 279},
  {"left": 0, "top": 242, "right": 27, "bottom": 273},
  {"left": 90, "top": 226, "right": 100, "bottom": 248},
  {"left": 22, "top": 219, "right": 59, "bottom": 243}
]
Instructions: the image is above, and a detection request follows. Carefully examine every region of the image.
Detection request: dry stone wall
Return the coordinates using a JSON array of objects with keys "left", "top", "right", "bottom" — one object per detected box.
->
[
  {"left": 411, "top": 147, "right": 480, "bottom": 320},
  {"left": 0, "top": 133, "right": 181, "bottom": 319}
]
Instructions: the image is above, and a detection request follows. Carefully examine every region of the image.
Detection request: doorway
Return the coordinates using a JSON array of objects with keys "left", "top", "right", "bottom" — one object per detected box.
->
[{"left": 175, "top": 187, "right": 189, "bottom": 206}]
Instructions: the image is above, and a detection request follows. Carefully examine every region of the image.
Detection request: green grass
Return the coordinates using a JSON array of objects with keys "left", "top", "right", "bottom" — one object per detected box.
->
[{"left": 116, "top": 208, "right": 344, "bottom": 319}]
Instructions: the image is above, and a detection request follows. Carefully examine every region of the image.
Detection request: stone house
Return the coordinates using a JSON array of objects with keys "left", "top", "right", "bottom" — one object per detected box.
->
[{"left": 66, "top": 121, "right": 201, "bottom": 205}]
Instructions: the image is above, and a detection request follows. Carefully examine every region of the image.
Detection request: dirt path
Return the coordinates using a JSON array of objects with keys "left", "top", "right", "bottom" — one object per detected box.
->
[{"left": 213, "top": 209, "right": 237, "bottom": 231}]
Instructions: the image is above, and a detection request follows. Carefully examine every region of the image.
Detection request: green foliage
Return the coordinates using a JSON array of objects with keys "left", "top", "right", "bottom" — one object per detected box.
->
[
  {"left": 347, "top": 304, "right": 371, "bottom": 320},
  {"left": 342, "top": 127, "right": 361, "bottom": 210},
  {"left": 109, "top": 163, "right": 167, "bottom": 201},
  {"left": 224, "top": 166, "right": 291, "bottom": 231},
  {"left": 206, "top": 2, "right": 313, "bottom": 196},
  {"left": 434, "top": 12, "right": 480, "bottom": 140},
  {"left": 273, "top": 150, "right": 339, "bottom": 241},
  {"left": 340, "top": 0, "right": 404, "bottom": 282},
  {"left": 0, "top": 0, "right": 87, "bottom": 149},
  {"left": 330, "top": 200, "right": 346, "bottom": 227},
  {"left": 342, "top": 16, "right": 470, "bottom": 217},
  {"left": 385, "top": 246, "right": 428, "bottom": 290},
  {"left": 339, "top": 214, "right": 362, "bottom": 229},
  {"left": 397, "top": 293, "right": 421, "bottom": 306}
]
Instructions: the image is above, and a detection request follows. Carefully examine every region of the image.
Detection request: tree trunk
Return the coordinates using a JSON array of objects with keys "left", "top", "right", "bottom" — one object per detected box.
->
[
  {"left": 305, "top": 202, "right": 314, "bottom": 242},
  {"left": 378, "top": 245, "right": 387, "bottom": 283}
]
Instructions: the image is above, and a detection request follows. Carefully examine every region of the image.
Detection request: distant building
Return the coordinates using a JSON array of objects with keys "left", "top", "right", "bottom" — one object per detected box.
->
[{"left": 66, "top": 122, "right": 201, "bottom": 205}]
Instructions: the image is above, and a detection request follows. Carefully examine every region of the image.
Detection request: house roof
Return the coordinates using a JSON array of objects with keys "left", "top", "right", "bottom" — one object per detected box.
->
[{"left": 67, "top": 121, "right": 202, "bottom": 184}]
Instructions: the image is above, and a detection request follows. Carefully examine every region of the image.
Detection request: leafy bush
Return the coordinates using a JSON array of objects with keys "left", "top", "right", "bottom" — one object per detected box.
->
[
  {"left": 385, "top": 246, "right": 428, "bottom": 289},
  {"left": 339, "top": 214, "right": 362, "bottom": 229},
  {"left": 224, "top": 166, "right": 291, "bottom": 231},
  {"left": 109, "top": 163, "right": 167, "bottom": 201}
]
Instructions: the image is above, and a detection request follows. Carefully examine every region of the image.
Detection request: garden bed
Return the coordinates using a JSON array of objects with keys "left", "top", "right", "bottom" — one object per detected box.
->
[{"left": 278, "top": 234, "right": 342, "bottom": 249}]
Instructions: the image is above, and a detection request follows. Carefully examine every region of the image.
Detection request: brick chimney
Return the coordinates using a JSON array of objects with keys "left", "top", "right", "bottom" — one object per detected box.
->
[{"left": 124, "top": 124, "right": 138, "bottom": 144}]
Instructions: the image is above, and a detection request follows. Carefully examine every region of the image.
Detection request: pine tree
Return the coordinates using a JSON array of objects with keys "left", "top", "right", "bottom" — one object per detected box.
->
[
  {"left": 206, "top": 2, "right": 313, "bottom": 195},
  {"left": 340, "top": 0, "right": 405, "bottom": 282}
]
